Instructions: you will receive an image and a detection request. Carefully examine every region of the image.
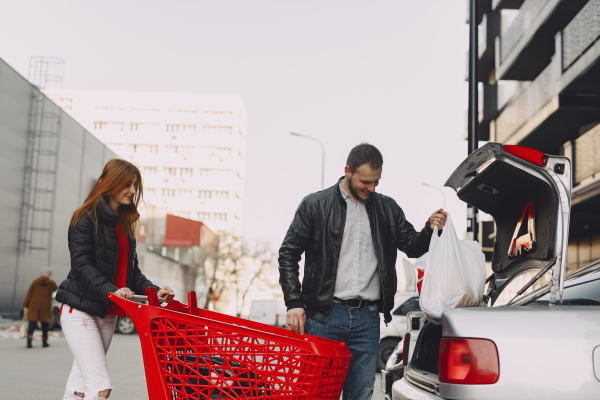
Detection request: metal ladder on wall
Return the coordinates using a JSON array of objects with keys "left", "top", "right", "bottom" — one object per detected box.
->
[{"left": 18, "top": 57, "right": 64, "bottom": 253}]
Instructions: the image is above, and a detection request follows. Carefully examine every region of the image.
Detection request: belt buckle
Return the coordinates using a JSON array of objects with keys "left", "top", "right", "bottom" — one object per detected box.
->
[{"left": 346, "top": 299, "right": 362, "bottom": 309}]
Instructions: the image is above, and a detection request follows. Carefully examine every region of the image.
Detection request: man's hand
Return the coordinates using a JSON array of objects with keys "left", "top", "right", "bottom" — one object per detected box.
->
[
  {"left": 286, "top": 308, "right": 306, "bottom": 335},
  {"left": 430, "top": 209, "right": 448, "bottom": 231}
]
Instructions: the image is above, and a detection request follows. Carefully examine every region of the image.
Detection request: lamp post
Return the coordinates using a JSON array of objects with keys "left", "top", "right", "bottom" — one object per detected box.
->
[
  {"left": 467, "top": 0, "right": 480, "bottom": 242},
  {"left": 422, "top": 182, "right": 446, "bottom": 210},
  {"left": 290, "top": 132, "right": 325, "bottom": 189}
]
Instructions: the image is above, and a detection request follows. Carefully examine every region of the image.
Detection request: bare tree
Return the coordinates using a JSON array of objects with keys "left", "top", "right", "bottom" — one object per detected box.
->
[
  {"left": 235, "top": 240, "right": 278, "bottom": 317},
  {"left": 202, "top": 232, "right": 277, "bottom": 315}
]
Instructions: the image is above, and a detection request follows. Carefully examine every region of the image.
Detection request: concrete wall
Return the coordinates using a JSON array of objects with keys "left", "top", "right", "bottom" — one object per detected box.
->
[{"left": 0, "top": 58, "right": 117, "bottom": 317}]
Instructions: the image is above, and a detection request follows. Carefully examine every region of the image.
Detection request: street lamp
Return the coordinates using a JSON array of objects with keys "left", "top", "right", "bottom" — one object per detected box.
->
[
  {"left": 422, "top": 182, "right": 446, "bottom": 210},
  {"left": 290, "top": 132, "right": 325, "bottom": 189}
]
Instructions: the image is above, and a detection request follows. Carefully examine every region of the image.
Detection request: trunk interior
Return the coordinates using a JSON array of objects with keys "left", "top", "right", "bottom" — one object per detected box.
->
[{"left": 410, "top": 322, "right": 442, "bottom": 375}]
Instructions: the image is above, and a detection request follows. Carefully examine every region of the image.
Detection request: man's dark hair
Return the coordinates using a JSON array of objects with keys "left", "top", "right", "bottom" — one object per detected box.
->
[{"left": 346, "top": 143, "right": 383, "bottom": 172}]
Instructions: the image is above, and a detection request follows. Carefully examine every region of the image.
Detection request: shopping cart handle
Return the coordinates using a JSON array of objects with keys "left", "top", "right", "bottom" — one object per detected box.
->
[{"left": 108, "top": 294, "right": 168, "bottom": 303}]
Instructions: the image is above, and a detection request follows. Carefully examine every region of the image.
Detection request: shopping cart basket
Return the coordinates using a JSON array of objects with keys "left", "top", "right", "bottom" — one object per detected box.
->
[{"left": 108, "top": 287, "right": 352, "bottom": 400}]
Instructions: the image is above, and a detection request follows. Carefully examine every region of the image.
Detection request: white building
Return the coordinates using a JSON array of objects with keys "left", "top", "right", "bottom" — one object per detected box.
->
[{"left": 45, "top": 89, "right": 247, "bottom": 233}]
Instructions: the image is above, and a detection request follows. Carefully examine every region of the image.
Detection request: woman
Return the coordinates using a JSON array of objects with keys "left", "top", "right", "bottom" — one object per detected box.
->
[
  {"left": 22, "top": 267, "right": 58, "bottom": 348},
  {"left": 56, "top": 159, "right": 174, "bottom": 400}
]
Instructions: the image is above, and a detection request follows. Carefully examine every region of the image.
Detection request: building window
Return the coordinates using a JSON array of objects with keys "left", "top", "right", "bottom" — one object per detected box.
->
[
  {"left": 197, "top": 212, "right": 211, "bottom": 221},
  {"left": 204, "top": 110, "right": 233, "bottom": 115},
  {"left": 167, "top": 124, "right": 196, "bottom": 133},
  {"left": 165, "top": 145, "right": 178, "bottom": 154},
  {"left": 203, "top": 126, "right": 232, "bottom": 135},
  {"left": 214, "top": 191, "right": 229, "bottom": 200},
  {"left": 199, "top": 190, "right": 212, "bottom": 199},
  {"left": 174, "top": 211, "right": 191, "bottom": 218},
  {"left": 214, "top": 213, "right": 227, "bottom": 222},
  {"left": 176, "top": 189, "right": 192, "bottom": 198},
  {"left": 180, "top": 168, "right": 193, "bottom": 177},
  {"left": 143, "top": 166, "right": 157, "bottom": 175},
  {"left": 131, "top": 144, "right": 158, "bottom": 153},
  {"left": 162, "top": 189, "right": 175, "bottom": 197},
  {"left": 132, "top": 108, "right": 160, "bottom": 112},
  {"left": 146, "top": 188, "right": 156, "bottom": 196},
  {"left": 180, "top": 146, "right": 195, "bottom": 156},
  {"left": 199, "top": 169, "right": 211, "bottom": 177},
  {"left": 94, "top": 121, "right": 123, "bottom": 131},
  {"left": 164, "top": 167, "right": 177, "bottom": 176},
  {"left": 168, "top": 109, "right": 197, "bottom": 113},
  {"left": 131, "top": 122, "right": 160, "bottom": 132},
  {"left": 202, "top": 147, "right": 232, "bottom": 157}
]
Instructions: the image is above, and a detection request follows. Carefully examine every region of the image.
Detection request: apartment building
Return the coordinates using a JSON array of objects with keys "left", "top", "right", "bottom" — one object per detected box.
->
[
  {"left": 471, "top": 0, "right": 600, "bottom": 271},
  {"left": 45, "top": 90, "right": 247, "bottom": 234}
]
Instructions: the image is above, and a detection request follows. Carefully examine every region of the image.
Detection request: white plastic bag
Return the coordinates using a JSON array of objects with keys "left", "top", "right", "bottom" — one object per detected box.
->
[{"left": 418, "top": 213, "right": 486, "bottom": 323}]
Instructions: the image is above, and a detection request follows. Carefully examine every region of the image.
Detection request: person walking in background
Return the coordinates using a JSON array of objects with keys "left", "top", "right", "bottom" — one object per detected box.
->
[
  {"left": 278, "top": 143, "right": 447, "bottom": 400},
  {"left": 22, "top": 267, "right": 58, "bottom": 348},
  {"left": 56, "top": 159, "right": 175, "bottom": 400}
]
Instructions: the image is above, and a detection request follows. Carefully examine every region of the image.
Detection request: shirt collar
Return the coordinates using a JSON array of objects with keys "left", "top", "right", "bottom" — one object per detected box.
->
[{"left": 339, "top": 182, "right": 358, "bottom": 203}]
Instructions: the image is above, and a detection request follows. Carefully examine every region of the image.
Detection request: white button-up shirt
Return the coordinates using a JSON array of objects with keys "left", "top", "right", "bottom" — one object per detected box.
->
[{"left": 333, "top": 183, "right": 380, "bottom": 301}]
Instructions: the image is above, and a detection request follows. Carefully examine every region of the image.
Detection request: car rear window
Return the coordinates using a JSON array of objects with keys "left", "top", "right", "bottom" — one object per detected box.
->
[
  {"left": 393, "top": 297, "right": 421, "bottom": 315},
  {"left": 530, "top": 268, "right": 600, "bottom": 306}
]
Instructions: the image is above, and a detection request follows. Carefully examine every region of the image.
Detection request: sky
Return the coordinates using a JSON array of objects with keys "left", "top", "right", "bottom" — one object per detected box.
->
[{"left": 0, "top": 0, "right": 472, "bottom": 255}]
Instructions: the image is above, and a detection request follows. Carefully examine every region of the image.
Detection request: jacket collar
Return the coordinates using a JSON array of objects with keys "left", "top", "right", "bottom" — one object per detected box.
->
[{"left": 97, "top": 197, "right": 119, "bottom": 227}]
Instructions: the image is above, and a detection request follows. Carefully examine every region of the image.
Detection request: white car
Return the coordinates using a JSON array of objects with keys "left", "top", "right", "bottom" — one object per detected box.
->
[
  {"left": 378, "top": 292, "right": 420, "bottom": 370},
  {"left": 393, "top": 143, "right": 600, "bottom": 399}
]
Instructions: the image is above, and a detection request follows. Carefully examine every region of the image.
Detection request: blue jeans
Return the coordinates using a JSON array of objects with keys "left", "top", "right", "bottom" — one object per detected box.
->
[{"left": 305, "top": 303, "right": 380, "bottom": 400}]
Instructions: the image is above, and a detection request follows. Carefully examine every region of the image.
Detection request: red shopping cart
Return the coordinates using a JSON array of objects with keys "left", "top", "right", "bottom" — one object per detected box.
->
[{"left": 108, "top": 287, "right": 351, "bottom": 400}]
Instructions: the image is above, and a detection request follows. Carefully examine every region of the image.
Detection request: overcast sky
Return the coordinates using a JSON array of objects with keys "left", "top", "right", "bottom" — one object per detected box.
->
[{"left": 1, "top": 0, "right": 472, "bottom": 255}]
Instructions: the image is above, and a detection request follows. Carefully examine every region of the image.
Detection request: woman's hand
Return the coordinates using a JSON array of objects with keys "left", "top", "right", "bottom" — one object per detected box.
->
[
  {"left": 115, "top": 287, "right": 134, "bottom": 299},
  {"left": 157, "top": 285, "right": 175, "bottom": 301}
]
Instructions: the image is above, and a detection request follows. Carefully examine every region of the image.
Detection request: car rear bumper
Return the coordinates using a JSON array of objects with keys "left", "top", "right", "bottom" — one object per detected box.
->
[{"left": 392, "top": 379, "right": 442, "bottom": 400}]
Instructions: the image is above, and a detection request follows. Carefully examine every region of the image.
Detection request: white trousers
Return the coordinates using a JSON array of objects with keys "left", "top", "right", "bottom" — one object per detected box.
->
[{"left": 61, "top": 308, "right": 117, "bottom": 399}]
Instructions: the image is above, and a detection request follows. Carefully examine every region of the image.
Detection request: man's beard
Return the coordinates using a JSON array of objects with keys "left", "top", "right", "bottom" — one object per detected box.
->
[{"left": 348, "top": 176, "right": 368, "bottom": 200}]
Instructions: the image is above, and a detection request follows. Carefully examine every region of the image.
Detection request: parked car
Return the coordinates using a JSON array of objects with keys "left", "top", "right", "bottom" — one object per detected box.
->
[
  {"left": 378, "top": 292, "right": 420, "bottom": 371},
  {"left": 48, "top": 292, "right": 61, "bottom": 330},
  {"left": 393, "top": 143, "right": 600, "bottom": 399}
]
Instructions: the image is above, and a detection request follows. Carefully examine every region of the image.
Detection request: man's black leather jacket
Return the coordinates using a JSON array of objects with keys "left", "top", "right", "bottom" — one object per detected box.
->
[{"left": 278, "top": 179, "right": 433, "bottom": 324}]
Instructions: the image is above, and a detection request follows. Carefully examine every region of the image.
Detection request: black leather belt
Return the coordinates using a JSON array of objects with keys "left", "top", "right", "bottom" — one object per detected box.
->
[{"left": 333, "top": 297, "right": 378, "bottom": 309}]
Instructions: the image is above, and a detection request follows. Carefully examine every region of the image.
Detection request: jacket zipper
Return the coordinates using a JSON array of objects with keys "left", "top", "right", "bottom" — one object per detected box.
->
[
  {"left": 327, "top": 194, "right": 347, "bottom": 322},
  {"left": 366, "top": 203, "right": 387, "bottom": 325}
]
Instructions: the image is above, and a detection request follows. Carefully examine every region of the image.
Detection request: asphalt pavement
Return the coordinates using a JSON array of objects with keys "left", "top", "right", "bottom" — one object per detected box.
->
[{"left": 0, "top": 318, "right": 385, "bottom": 400}]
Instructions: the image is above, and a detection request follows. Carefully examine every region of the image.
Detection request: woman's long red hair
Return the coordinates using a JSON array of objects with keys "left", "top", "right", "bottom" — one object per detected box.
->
[{"left": 70, "top": 159, "right": 143, "bottom": 237}]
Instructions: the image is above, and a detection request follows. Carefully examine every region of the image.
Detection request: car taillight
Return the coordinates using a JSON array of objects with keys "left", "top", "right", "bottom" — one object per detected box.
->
[
  {"left": 402, "top": 333, "right": 410, "bottom": 366},
  {"left": 439, "top": 338, "right": 499, "bottom": 385},
  {"left": 503, "top": 144, "right": 547, "bottom": 167}
]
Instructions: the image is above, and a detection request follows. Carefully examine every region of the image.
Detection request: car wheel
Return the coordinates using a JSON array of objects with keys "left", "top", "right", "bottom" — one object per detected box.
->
[
  {"left": 115, "top": 316, "right": 136, "bottom": 334},
  {"left": 378, "top": 339, "right": 399, "bottom": 371}
]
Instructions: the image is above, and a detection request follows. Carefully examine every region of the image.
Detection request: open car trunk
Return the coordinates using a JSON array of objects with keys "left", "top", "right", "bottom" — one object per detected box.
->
[
  {"left": 405, "top": 143, "right": 572, "bottom": 395},
  {"left": 444, "top": 142, "right": 570, "bottom": 305}
]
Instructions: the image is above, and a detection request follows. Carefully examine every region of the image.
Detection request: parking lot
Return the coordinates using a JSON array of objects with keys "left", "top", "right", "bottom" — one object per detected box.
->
[{"left": 0, "top": 320, "right": 385, "bottom": 400}]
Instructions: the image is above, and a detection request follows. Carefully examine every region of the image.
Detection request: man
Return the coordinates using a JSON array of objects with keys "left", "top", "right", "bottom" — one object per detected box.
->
[{"left": 278, "top": 143, "right": 447, "bottom": 400}]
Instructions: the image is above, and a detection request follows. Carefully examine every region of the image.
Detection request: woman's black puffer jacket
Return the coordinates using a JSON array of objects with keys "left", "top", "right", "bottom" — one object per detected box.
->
[{"left": 56, "top": 199, "right": 159, "bottom": 317}]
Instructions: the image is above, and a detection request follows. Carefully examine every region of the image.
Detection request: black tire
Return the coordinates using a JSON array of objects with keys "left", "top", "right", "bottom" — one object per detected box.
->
[
  {"left": 115, "top": 316, "right": 136, "bottom": 334},
  {"left": 378, "top": 339, "right": 400, "bottom": 371}
]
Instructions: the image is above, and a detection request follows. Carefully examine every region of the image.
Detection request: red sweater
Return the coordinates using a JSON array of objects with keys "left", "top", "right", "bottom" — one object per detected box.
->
[{"left": 108, "top": 220, "right": 129, "bottom": 317}]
